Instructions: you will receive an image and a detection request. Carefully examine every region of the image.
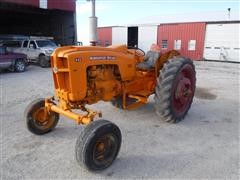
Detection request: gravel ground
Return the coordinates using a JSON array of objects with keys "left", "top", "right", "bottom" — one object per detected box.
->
[{"left": 0, "top": 61, "right": 239, "bottom": 179}]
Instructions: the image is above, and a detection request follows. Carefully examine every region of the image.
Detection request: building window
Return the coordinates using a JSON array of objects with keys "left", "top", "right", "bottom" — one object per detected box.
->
[
  {"left": 174, "top": 40, "right": 181, "bottom": 50},
  {"left": 161, "top": 40, "right": 168, "bottom": 49},
  {"left": 188, "top": 40, "right": 196, "bottom": 51},
  {"left": 23, "top": 41, "right": 28, "bottom": 48}
]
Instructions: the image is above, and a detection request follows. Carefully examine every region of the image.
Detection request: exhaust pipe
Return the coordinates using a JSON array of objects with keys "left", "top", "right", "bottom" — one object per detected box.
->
[{"left": 87, "top": 0, "right": 98, "bottom": 46}]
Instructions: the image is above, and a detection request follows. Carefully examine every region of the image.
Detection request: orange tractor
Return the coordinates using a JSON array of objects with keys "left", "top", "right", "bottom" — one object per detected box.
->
[{"left": 24, "top": 44, "right": 196, "bottom": 171}]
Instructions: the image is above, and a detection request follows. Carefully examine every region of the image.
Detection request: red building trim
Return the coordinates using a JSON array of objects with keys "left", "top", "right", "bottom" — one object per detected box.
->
[
  {"left": 97, "top": 27, "right": 112, "bottom": 46},
  {"left": 157, "top": 22, "right": 206, "bottom": 60},
  {"left": 2, "top": 0, "right": 75, "bottom": 12},
  {"left": 48, "top": 0, "right": 75, "bottom": 12},
  {"left": 1, "top": 0, "right": 39, "bottom": 7}
]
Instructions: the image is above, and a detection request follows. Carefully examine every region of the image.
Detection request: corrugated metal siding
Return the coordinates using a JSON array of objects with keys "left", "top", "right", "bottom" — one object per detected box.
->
[
  {"left": 157, "top": 23, "right": 206, "bottom": 60},
  {"left": 112, "top": 27, "right": 127, "bottom": 45},
  {"left": 97, "top": 27, "right": 112, "bottom": 46},
  {"left": 1, "top": 0, "right": 39, "bottom": 7},
  {"left": 48, "top": 0, "right": 75, "bottom": 12},
  {"left": 138, "top": 25, "right": 158, "bottom": 52}
]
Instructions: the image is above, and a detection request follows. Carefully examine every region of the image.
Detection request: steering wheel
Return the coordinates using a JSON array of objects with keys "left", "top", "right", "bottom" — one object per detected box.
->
[{"left": 128, "top": 46, "right": 145, "bottom": 56}]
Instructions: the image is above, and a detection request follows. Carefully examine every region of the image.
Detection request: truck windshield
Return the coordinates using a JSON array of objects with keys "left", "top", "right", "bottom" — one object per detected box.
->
[{"left": 36, "top": 40, "right": 57, "bottom": 48}]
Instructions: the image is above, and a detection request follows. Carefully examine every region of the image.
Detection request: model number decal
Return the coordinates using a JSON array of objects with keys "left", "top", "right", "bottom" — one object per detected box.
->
[{"left": 90, "top": 56, "right": 116, "bottom": 60}]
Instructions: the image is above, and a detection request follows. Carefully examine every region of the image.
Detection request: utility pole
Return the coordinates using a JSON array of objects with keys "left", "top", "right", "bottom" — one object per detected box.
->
[
  {"left": 227, "top": 8, "right": 231, "bottom": 21},
  {"left": 87, "top": 0, "right": 98, "bottom": 46}
]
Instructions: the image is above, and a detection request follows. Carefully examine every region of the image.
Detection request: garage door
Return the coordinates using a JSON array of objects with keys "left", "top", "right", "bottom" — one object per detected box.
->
[
  {"left": 138, "top": 25, "right": 157, "bottom": 52},
  {"left": 112, "top": 27, "right": 127, "bottom": 45},
  {"left": 204, "top": 23, "right": 240, "bottom": 62}
]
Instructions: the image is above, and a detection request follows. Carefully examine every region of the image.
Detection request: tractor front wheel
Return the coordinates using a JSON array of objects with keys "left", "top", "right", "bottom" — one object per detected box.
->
[
  {"left": 24, "top": 98, "right": 59, "bottom": 135},
  {"left": 75, "top": 120, "right": 121, "bottom": 171},
  {"left": 154, "top": 57, "right": 196, "bottom": 123}
]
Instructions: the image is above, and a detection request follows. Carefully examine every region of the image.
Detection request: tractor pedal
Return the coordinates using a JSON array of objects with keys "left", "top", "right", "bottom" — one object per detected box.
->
[
  {"left": 125, "top": 95, "right": 148, "bottom": 110},
  {"left": 126, "top": 101, "right": 146, "bottom": 110}
]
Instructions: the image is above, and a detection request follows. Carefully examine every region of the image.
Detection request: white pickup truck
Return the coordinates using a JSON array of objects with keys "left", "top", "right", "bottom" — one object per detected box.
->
[{"left": 5, "top": 38, "right": 57, "bottom": 67}]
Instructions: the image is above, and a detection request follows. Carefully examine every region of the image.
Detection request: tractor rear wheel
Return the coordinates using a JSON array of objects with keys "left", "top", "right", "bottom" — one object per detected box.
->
[
  {"left": 24, "top": 98, "right": 59, "bottom": 135},
  {"left": 154, "top": 57, "right": 196, "bottom": 123},
  {"left": 75, "top": 120, "right": 121, "bottom": 171}
]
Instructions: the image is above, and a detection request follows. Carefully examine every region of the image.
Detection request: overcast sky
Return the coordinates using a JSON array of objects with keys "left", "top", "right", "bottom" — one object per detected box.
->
[{"left": 76, "top": 0, "right": 239, "bottom": 45}]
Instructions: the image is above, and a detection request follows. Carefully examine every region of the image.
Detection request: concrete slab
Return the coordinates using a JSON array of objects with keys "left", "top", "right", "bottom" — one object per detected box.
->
[{"left": 0, "top": 61, "right": 239, "bottom": 179}]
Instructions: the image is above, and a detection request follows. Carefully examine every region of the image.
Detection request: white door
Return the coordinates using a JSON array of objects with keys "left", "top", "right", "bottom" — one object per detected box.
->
[
  {"left": 112, "top": 27, "right": 127, "bottom": 45},
  {"left": 204, "top": 23, "right": 240, "bottom": 62},
  {"left": 138, "top": 26, "right": 158, "bottom": 52}
]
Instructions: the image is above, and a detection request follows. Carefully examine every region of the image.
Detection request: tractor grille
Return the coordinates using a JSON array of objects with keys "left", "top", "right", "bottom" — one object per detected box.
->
[{"left": 52, "top": 57, "right": 70, "bottom": 92}]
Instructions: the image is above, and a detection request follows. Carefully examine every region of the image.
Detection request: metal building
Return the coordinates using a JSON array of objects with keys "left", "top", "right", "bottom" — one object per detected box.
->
[
  {"left": 97, "top": 11, "right": 240, "bottom": 62},
  {"left": 138, "top": 25, "right": 158, "bottom": 52},
  {"left": 0, "top": 0, "right": 77, "bottom": 45},
  {"left": 157, "top": 22, "right": 206, "bottom": 60},
  {"left": 112, "top": 26, "right": 127, "bottom": 45},
  {"left": 98, "top": 23, "right": 206, "bottom": 60},
  {"left": 98, "top": 25, "right": 158, "bottom": 52},
  {"left": 97, "top": 27, "right": 112, "bottom": 46}
]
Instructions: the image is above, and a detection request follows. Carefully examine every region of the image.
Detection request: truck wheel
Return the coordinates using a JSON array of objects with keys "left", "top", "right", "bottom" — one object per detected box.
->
[
  {"left": 24, "top": 98, "right": 59, "bottom": 135},
  {"left": 75, "top": 120, "right": 122, "bottom": 171},
  {"left": 39, "top": 55, "right": 50, "bottom": 68},
  {"left": 154, "top": 57, "right": 196, "bottom": 123},
  {"left": 14, "top": 59, "right": 26, "bottom": 72}
]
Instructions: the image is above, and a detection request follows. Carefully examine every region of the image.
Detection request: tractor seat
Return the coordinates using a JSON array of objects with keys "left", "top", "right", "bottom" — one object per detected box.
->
[{"left": 136, "top": 51, "right": 160, "bottom": 70}]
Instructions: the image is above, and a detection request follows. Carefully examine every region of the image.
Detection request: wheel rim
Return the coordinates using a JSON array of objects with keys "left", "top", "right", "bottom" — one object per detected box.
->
[
  {"left": 32, "top": 107, "right": 55, "bottom": 129},
  {"left": 93, "top": 133, "right": 118, "bottom": 167},
  {"left": 16, "top": 61, "right": 25, "bottom": 71},
  {"left": 171, "top": 64, "right": 195, "bottom": 116}
]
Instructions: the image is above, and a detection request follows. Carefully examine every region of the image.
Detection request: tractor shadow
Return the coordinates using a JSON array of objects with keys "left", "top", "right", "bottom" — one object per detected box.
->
[
  {"left": 129, "top": 101, "right": 156, "bottom": 113},
  {"left": 195, "top": 87, "right": 217, "bottom": 100},
  {"left": 100, "top": 154, "right": 189, "bottom": 179}
]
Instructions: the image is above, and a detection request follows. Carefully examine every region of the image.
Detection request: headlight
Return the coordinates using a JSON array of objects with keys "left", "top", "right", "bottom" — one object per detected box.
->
[{"left": 45, "top": 49, "right": 53, "bottom": 54}]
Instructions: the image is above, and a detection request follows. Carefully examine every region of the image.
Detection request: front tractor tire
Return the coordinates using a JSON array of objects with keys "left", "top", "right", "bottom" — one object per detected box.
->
[
  {"left": 75, "top": 120, "right": 122, "bottom": 171},
  {"left": 24, "top": 98, "right": 59, "bottom": 135},
  {"left": 154, "top": 57, "right": 196, "bottom": 123}
]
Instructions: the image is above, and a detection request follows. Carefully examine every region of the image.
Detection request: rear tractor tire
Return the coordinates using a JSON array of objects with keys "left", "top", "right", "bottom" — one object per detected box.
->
[
  {"left": 75, "top": 120, "right": 122, "bottom": 171},
  {"left": 154, "top": 57, "right": 196, "bottom": 123},
  {"left": 24, "top": 98, "right": 59, "bottom": 135}
]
